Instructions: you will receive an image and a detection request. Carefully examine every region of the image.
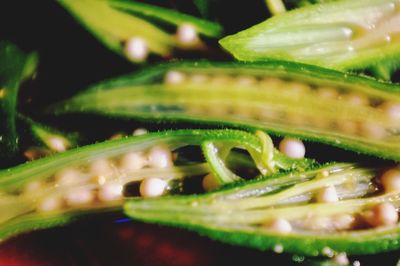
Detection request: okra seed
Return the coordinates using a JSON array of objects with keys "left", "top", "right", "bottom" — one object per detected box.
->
[
  {"left": 48, "top": 137, "right": 68, "bottom": 152},
  {"left": 24, "top": 180, "right": 44, "bottom": 194},
  {"left": 139, "top": 177, "right": 167, "bottom": 198},
  {"left": 120, "top": 152, "right": 147, "bottom": 172},
  {"left": 37, "top": 197, "right": 62, "bottom": 212},
  {"left": 279, "top": 138, "right": 306, "bottom": 159},
  {"left": 322, "top": 247, "right": 334, "bottom": 257},
  {"left": 333, "top": 252, "right": 349, "bottom": 266},
  {"left": 89, "top": 159, "right": 113, "bottom": 177},
  {"left": 332, "top": 214, "right": 355, "bottom": 230},
  {"left": 380, "top": 168, "right": 400, "bottom": 193},
  {"left": 367, "top": 202, "right": 398, "bottom": 227},
  {"left": 164, "top": 71, "right": 185, "bottom": 85},
  {"left": 64, "top": 188, "right": 94, "bottom": 206},
  {"left": 98, "top": 182, "right": 123, "bottom": 202},
  {"left": 266, "top": 218, "right": 292, "bottom": 234},
  {"left": 337, "top": 120, "right": 357, "bottom": 134},
  {"left": 273, "top": 244, "right": 284, "bottom": 253},
  {"left": 133, "top": 128, "right": 148, "bottom": 136},
  {"left": 316, "top": 87, "right": 338, "bottom": 99},
  {"left": 202, "top": 174, "right": 220, "bottom": 192},
  {"left": 237, "top": 76, "right": 257, "bottom": 86},
  {"left": 55, "top": 169, "right": 81, "bottom": 186},
  {"left": 176, "top": 23, "right": 198, "bottom": 45},
  {"left": 110, "top": 133, "right": 125, "bottom": 140},
  {"left": 344, "top": 93, "right": 368, "bottom": 106},
  {"left": 353, "top": 260, "right": 361, "bottom": 266},
  {"left": 381, "top": 102, "right": 400, "bottom": 120},
  {"left": 125, "top": 37, "right": 148, "bottom": 62},
  {"left": 316, "top": 185, "right": 339, "bottom": 203},
  {"left": 148, "top": 145, "right": 173, "bottom": 169},
  {"left": 360, "top": 122, "right": 386, "bottom": 139}
]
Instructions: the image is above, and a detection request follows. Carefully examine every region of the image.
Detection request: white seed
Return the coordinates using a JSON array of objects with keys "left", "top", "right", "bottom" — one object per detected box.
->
[
  {"left": 24, "top": 180, "right": 44, "bottom": 194},
  {"left": 344, "top": 93, "right": 368, "bottom": 106},
  {"left": 316, "top": 87, "right": 339, "bottom": 99},
  {"left": 266, "top": 218, "right": 292, "bottom": 234},
  {"left": 148, "top": 145, "right": 173, "bottom": 169},
  {"left": 337, "top": 120, "right": 357, "bottom": 134},
  {"left": 37, "top": 196, "right": 63, "bottom": 212},
  {"left": 360, "top": 122, "right": 386, "bottom": 139},
  {"left": 89, "top": 159, "right": 113, "bottom": 177},
  {"left": 279, "top": 138, "right": 306, "bottom": 159},
  {"left": 381, "top": 102, "right": 400, "bottom": 120},
  {"left": 64, "top": 188, "right": 94, "bottom": 206},
  {"left": 202, "top": 174, "right": 220, "bottom": 192},
  {"left": 273, "top": 244, "right": 284, "bottom": 253},
  {"left": 164, "top": 71, "right": 186, "bottom": 85},
  {"left": 237, "top": 75, "right": 257, "bottom": 86},
  {"left": 48, "top": 137, "right": 68, "bottom": 152},
  {"left": 331, "top": 214, "right": 355, "bottom": 230},
  {"left": 120, "top": 152, "right": 147, "bottom": 172},
  {"left": 381, "top": 168, "right": 400, "bottom": 193},
  {"left": 125, "top": 37, "right": 148, "bottom": 62},
  {"left": 133, "top": 128, "right": 148, "bottom": 136},
  {"left": 316, "top": 185, "right": 339, "bottom": 203},
  {"left": 353, "top": 260, "right": 361, "bottom": 266},
  {"left": 55, "top": 168, "right": 81, "bottom": 186},
  {"left": 366, "top": 202, "right": 398, "bottom": 227},
  {"left": 333, "top": 252, "right": 349, "bottom": 266},
  {"left": 322, "top": 247, "right": 334, "bottom": 258},
  {"left": 98, "top": 183, "right": 123, "bottom": 202},
  {"left": 176, "top": 23, "right": 198, "bottom": 45},
  {"left": 139, "top": 177, "right": 167, "bottom": 198}
]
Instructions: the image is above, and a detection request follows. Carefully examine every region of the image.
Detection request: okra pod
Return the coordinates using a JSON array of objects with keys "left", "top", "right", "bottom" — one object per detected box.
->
[
  {"left": 51, "top": 60, "right": 400, "bottom": 160},
  {"left": 219, "top": 0, "right": 400, "bottom": 77},
  {"left": 0, "top": 129, "right": 311, "bottom": 241},
  {"left": 58, "top": 0, "right": 223, "bottom": 63},
  {"left": 125, "top": 162, "right": 400, "bottom": 256}
]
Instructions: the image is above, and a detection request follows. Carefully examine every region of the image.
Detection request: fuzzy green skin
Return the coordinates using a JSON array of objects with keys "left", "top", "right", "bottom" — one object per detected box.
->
[
  {"left": 220, "top": 0, "right": 400, "bottom": 74},
  {"left": 123, "top": 163, "right": 396, "bottom": 256},
  {"left": 51, "top": 60, "right": 400, "bottom": 161},
  {"left": 0, "top": 42, "right": 38, "bottom": 161}
]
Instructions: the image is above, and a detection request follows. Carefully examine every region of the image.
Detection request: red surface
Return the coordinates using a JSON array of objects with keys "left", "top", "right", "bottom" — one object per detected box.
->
[{"left": 0, "top": 217, "right": 290, "bottom": 266}]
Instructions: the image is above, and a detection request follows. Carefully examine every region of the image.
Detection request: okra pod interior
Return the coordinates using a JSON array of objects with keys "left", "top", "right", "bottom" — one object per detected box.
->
[
  {"left": 0, "top": 129, "right": 312, "bottom": 241},
  {"left": 52, "top": 60, "right": 400, "bottom": 161},
  {"left": 125, "top": 162, "right": 400, "bottom": 256},
  {"left": 219, "top": 0, "right": 400, "bottom": 77}
]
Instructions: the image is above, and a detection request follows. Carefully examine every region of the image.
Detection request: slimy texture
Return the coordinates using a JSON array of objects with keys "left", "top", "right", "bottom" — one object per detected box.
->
[
  {"left": 220, "top": 0, "right": 400, "bottom": 74},
  {"left": 52, "top": 61, "right": 400, "bottom": 160}
]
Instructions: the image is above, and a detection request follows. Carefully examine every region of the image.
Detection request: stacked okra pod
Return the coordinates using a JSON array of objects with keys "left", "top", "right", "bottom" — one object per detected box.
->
[{"left": 2, "top": 0, "right": 400, "bottom": 264}]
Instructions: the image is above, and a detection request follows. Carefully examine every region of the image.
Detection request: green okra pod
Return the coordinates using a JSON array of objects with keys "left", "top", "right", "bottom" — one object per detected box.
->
[
  {"left": 51, "top": 60, "right": 400, "bottom": 160},
  {"left": 219, "top": 0, "right": 400, "bottom": 78},
  {"left": 0, "top": 129, "right": 311, "bottom": 241},
  {"left": 125, "top": 162, "right": 400, "bottom": 256}
]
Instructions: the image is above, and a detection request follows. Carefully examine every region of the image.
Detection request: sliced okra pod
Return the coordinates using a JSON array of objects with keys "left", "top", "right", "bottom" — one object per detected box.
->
[
  {"left": 58, "top": 0, "right": 223, "bottom": 63},
  {"left": 0, "top": 129, "right": 312, "bottom": 241},
  {"left": 219, "top": 0, "right": 400, "bottom": 78},
  {"left": 0, "top": 42, "right": 38, "bottom": 161},
  {"left": 52, "top": 60, "right": 400, "bottom": 160},
  {"left": 125, "top": 162, "right": 400, "bottom": 256}
]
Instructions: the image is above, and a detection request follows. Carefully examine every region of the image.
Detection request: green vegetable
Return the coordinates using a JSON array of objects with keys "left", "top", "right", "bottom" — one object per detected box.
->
[
  {"left": 125, "top": 162, "right": 398, "bottom": 256},
  {"left": 0, "top": 42, "right": 38, "bottom": 162},
  {"left": 58, "top": 0, "right": 223, "bottom": 62},
  {"left": 219, "top": 0, "right": 400, "bottom": 78},
  {"left": 0, "top": 128, "right": 312, "bottom": 241},
  {"left": 51, "top": 60, "right": 400, "bottom": 161}
]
